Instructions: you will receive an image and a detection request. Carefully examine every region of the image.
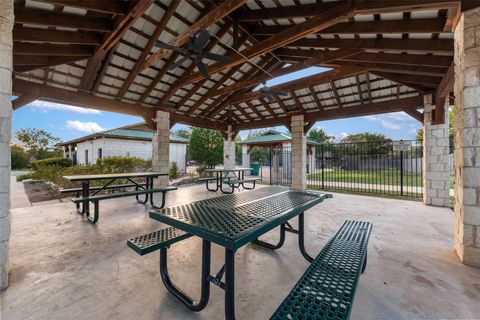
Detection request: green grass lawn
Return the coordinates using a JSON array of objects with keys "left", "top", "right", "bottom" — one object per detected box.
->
[{"left": 307, "top": 169, "right": 422, "bottom": 187}]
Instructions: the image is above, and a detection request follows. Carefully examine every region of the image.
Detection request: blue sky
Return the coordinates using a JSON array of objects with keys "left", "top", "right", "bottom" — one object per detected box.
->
[{"left": 11, "top": 67, "right": 421, "bottom": 143}]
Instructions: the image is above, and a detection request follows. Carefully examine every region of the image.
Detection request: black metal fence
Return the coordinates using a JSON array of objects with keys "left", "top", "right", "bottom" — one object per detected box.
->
[{"left": 266, "top": 140, "right": 424, "bottom": 198}]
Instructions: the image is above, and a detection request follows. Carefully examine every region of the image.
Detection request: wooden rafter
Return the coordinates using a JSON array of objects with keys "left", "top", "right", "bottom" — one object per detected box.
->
[
  {"left": 140, "top": 0, "right": 246, "bottom": 71},
  {"left": 228, "top": 65, "right": 368, "bottom": 105},
  {"left": 403, "top": 108, "right": 424, "bottom": 122},
  {"left": 330, "top": 81, "right": 343, "bottom": 108},
  {"left": 116, "top": 0, "right": 180, "bottom": 98},
  {"left": 13, "top": 27, "right": 102, "bottom": 45},
  {"left": 79, "top": 0, "right": 154, "bottom": 91},
  {"left": 289, "top": 91, "right": 305, "bottom": 112},
  {"left": 35, "top": 0, "right": 128, "bottom": 15},
  {"left": 337, "top": 52, "right": 452, "bottom": 68},
  {"left": 12, "top": 94, "right": 38, "bottom": 110},
  {"left": 180, "top": 2, "right": 357, "bottom": 85}
]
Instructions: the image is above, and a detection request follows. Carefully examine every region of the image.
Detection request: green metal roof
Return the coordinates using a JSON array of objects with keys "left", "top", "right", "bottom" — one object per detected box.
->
[
  {"left": 239, "top": 130, "right": 320, "bottom": 145},
  {"left": 61, "top": 127, "right": 189, "bottom": 145}
]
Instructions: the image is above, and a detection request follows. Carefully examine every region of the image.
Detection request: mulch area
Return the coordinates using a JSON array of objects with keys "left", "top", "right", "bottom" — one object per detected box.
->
[{"left": 23, "top": 180, "right": 67, "bottom": 203}]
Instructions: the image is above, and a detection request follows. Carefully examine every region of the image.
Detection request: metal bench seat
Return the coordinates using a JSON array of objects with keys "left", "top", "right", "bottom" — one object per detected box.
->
[
  {"left": 198, "top": 177, "right": 217, "bottom": 182},
  {"left": 270, "top": 220, "right": 372, "bottom": 320},
  {"left": 127, "top": 227, "right": 192, "bottom": 255},
  {"left": 60, "top": 183, "right": 147, "bottom": 194},
  {"left": 224, "top": 178, "right": 261, "bottom": 184}
]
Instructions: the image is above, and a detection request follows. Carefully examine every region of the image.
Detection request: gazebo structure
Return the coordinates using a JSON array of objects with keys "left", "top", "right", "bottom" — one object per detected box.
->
[{"left": 1, "top": 0, "right": 480, "bottom": 291}]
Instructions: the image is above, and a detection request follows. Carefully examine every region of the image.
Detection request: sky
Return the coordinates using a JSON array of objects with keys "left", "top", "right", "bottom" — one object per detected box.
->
[{"left": 11, "top": 67, "right": 422, "bottom": 143}]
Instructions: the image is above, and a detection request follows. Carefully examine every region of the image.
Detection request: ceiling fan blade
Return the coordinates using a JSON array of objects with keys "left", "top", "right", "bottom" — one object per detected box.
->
[
  {"left": 155, "top": 42, "right": 189, "bottom": 55},
  {"left": 265, "top": 93, "right": 274, "bottom": 103},
  {"left": 196, "top": 58, "right": 209, "bottom": 78},
  {"left": 168, "top": 56, "right": 190, "bottom": 70},
  {"left": 268, "top": 90, "right": 289, "bottom": 96},
  {"left": 204, "top": 52, "right": 230, "bottom": 62},
  {"left": 194, "top": 30, "right": 210, "bottom": 51}
]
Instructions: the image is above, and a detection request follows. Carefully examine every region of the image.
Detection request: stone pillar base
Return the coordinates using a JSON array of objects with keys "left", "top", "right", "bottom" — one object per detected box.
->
[
  {"left": 152, "top": 111, "right": 170, "bottom": 187},
  {"left": 291, "top": 115, "right": 306, "bottom": 190}
]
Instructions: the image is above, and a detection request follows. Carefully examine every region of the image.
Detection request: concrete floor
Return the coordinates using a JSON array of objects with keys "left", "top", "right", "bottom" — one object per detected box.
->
[{"left": 2, "top": 184, "right": 480, "bottom": 320}]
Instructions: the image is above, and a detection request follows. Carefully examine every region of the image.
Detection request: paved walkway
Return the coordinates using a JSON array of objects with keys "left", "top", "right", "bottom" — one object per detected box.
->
[
  {"left": 10, "top": 174, "right": 31, "bottom": 208},
  {"left": 2, "top": 184, "right": 479, "bottom": 320}
]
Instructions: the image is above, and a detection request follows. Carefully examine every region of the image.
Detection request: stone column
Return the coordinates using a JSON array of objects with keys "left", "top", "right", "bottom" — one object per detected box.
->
[
  {"left": 0, "top": 0, "right": 13, "bottom": 291},
  {"left": 291, "top": 115, "right": 307, "bottom": 190},
  {"left": 241, "top": 144, "right": 250, "bottom": 174},
  {"left": 223, "top": 125, "right": 236, "bottom": 169},
  {"left": 453, "top": 7, "right": 480, "bottom": 267},
  {"left": 422, "top": 94, "right": 450, "bottom": 207},
  {"left": 152, "top": 110, "right": 170, "bottom": 187}
]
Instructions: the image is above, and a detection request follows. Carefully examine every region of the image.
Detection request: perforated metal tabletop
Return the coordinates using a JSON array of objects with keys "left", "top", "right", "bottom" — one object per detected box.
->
[{"left": 149, "top": 187, "right": 329, "bottom": 250}]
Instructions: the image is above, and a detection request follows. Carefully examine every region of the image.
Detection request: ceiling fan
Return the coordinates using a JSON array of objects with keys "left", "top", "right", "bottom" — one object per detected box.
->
[
  {"left": 259, "top": 82, "right": 288, "bottom": 103},
  {"left": 155, "top": 30, "right": 230, "bottom": 78}
]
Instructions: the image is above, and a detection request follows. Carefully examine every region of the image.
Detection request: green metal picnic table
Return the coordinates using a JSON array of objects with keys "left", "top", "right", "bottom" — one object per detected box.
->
[
  {"left": 63, "top": 172, "right": 169, "bottom": 222},
  {"left": 203, "top": 167, "right": 254, "bottom": 193},
  {"left": 149, "top": 186, "right": 331, "bottom": 319}
]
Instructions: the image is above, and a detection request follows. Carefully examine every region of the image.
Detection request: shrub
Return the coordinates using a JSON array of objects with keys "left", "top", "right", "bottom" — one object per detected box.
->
[
  {"left": 196, "top": 164, "right": 208, "bottom": 177},
  {"left": 96, "top": 156, "right": 150, "bottom": 173},
  {"left": 11, "top": 145, "right": 29, "bottom": 169},
  {"left": 31, "top": 157, "right": 72, "bottom": 170},
  {"left": 16, "top": 173, "right": 33, "bottom": 182},
  {"left": 169, "top": 161, "right": 180, "bottom": 180}
]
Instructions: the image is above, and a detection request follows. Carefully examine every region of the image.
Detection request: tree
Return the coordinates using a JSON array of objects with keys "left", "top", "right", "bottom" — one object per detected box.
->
[
  {"left": 307, "top": 128, "right": 333, "bottom": 144},
  {"left": 243, "top": 129, "right": 270, "bottom": 164},
  {"left": 340, "top": 132, "right": 392, "bottom": 155},
  {"left": 173, "top": 127, "right": 192, "bottom": 159},
  {"left": 16, "top": 128, "right": 62, "bottom": 160},
  {"left": 10, "top": 144, "right": 29, "bottom": 169},
  {"left": 189, "top": 127, "right": 223, "bottom": 167}
]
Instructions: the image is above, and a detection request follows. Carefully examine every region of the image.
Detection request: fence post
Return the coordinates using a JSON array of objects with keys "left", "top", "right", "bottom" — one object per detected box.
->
[
  {"left": 400, "top": 150, "right": 404, "bottom": 196},
  {"left": 321, "top": 144, "right": 325, "bottom": 189},
  {"left": 269, "top": 147, "right": 272, "bottom": 186}
]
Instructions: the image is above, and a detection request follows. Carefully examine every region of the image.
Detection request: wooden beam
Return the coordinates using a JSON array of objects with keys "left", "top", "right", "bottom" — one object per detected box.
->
[
  {"left": 373, "top": 72, "right": 442, "bottom": 87},
  {"left": 180, "top": 2, "right": 357, "bottom": 85},
  {"left": 290, "top": 38, "right": 453, "bottom": 54},
  {"left": 253, "top": 18, "right": 446, "bottom": 36},
  {"left": 338, "top": 52, "right": 452, "bottom": 68},
  {"left": 403, "top": 107, "right": 424, "bottom": 122},
  {"left": 79, "top": 0, "right": 154, "bottom": 91},
  {"left": 13, "top": 43, "right": 93, "bottom": 56},
  {"left": 140, "top": 0, "right": 246, "bottom": 71},
  {"left": 208, "top": 49, "right": 358, "bottom": 98},
  {"left": 13, "top": 78, "right": 156, "bottom": 118},
  {"left": 233, "top": 96, "right": 423, "bottom": 131},
  {"left": 14, "top": 7, "right": 113, "bottom": 32},
  {"left": 13, "top": 26, "right": 103, "bottom": 45},
  {"left": 34, "top": 0, "right": 128, "bottom": 15},
  {"left": 236, "top": 1, "right": 460, "bottom": 21},
  {"left": 337, "top": 61, "right": 448, "bottom": 77},
  {"left": 12, "top": 94, "right": 38, "bottom": 110},
  {"left": 228, "top": 66, "right": 368, "bottom": 105},
  {"left": 432, "top": 96, "right": 447, "bottom": 124},
  {"left": 436, "top": 62, "right": 455, "bottom": 98},
  {"left": 13, "top": 55, "right": 88, "bottom": 66},
  {"left": 116, "top": 0, "right": 179, "bottom": 98},
  {"left": 170, "top": 113, "right": 227, "bottom": 131},
  {"left": 444, "top": 2, "right": 462, "bottom": 31},
  {"left": 304, "top": 121, "right": 316, "bottom": 134}
]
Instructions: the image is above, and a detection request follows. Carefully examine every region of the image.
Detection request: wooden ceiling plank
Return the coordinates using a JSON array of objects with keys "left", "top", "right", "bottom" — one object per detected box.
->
[
  {"left": 14, "top": 7, "right": 113, "bottom": 32},
  {"left": 79, "top": 0, "right": 154, "bottom": 91},
  {"left": 337, "top": 52, "right": 452, "bottom": 68},
  {"left": 34, "top": 0, "right": 128, "bottom": 15},
  {"left": 180, "top": 2, "right": 357, "bottom": 85},
  {"left": 13, "top": 43, "right": 93, "bottom": 56},
  {"left": 140, "top": 0, "right": 247, "bottom": 71},
  {"left": 13, "top": 27, "right": 103, "bottom": 45},
  {"left": 116, "top": 0, "right": 180, "bottom": 98}
]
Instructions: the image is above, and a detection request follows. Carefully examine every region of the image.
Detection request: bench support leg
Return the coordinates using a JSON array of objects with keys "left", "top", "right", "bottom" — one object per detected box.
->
[
  {"left": 361, "top": 249, "right": 368, "bottom": 274},
  {"left": 252, "top": 224, "right": 286, "bottom": 250},
  {"left": 241, "top": 180, "right": 256, "bottom": 190},
  {"left": 225, "top": 248, "right": 236, "bottom": 320},
  {"left": 150, "top": 191, "right": 166, "bottom": 209},
  {"left": 85, "top": 201, "right": 99, "bottom": 224},
  {"left": 159, "top": 240, "right": 211, "bottom": 312},
  {"left": 298, "top": 213, "right": 314, "bottom": 263}
]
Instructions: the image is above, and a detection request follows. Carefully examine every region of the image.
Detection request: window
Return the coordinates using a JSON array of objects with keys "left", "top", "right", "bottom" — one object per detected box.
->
[
  {"left": 98, "top": 148, "right": 103, "bottom": 160},
  {"left": 85, "top": 150, "right": 89, "bottom": 165}
]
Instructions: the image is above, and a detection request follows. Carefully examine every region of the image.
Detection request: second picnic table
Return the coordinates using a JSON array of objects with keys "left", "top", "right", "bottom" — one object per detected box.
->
[
  {"left": 200, "top": 167, "right": 261, "bottom": 194},
  {"left": 62, "top": 172, "right": 175, "bottom": 223}
]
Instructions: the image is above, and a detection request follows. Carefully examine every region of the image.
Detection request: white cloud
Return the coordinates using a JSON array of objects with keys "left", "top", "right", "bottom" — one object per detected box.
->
[
  {"left": 28, "top": 100, "right": 101, "bottom": 115},
  {"left": 364, "top": 115, "right": 402, "bottom": 130},
  {"left": 66, "top": 120, "right": 105, "bottom": 133},
  {"left": 337, "top": 132, "right": 349, "bottom": 140}
]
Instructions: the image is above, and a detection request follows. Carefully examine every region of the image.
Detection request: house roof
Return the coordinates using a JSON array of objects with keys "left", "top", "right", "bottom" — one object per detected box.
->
[
  {"left": 60, "top": 123, "right": 188, "bottom": 145},
  {"left": 10, "top": 1, "right": 466, "bottom": 131},
  {"left": 239, "top": 130, "right": 320, "bottom": 146}
]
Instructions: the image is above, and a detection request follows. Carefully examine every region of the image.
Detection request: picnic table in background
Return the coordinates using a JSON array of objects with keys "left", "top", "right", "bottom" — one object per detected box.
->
[
  {"left": 131, "top": 186, "right": 331, "bottom": 319},
  {"left": 62, "top": 172, "right": 175, "bottom": 223},
  {"left": 199, "top": 167, "right": 261, "bottom": 194}
]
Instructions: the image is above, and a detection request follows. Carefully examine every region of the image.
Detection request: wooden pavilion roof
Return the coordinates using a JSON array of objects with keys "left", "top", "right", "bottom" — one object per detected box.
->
[{"left": 11, "top": 0, "right": 477, "bottom": 132}]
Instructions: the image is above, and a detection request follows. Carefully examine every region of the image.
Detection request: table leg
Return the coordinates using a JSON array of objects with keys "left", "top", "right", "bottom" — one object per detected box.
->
[
  {"left": 252, "top": 223, "right": 286, "bottom": 250},
  {"left": 298, "top": 213, "right": 314, "bottom": 263},
  {"left": 82, "top": 181, "right": 90, "bottom": 216},
  {"left": 136, "top": 176, "right": 149, "bottom": 204},
  {"left": 159, "top": 240, "right": 211, "bottom": 311},
  {"left": 225, "top": 248, "right": 236, "bottom": 320}
]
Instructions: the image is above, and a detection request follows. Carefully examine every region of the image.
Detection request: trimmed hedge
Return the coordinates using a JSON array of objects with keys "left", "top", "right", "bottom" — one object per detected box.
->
[{"left": 31, "top": 157, "right": 72, "bottom": 170}]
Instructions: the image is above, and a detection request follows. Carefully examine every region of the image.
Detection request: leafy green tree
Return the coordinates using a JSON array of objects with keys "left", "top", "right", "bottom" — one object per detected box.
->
[
  {"left": 340, "top": 132, "right": 392, "bottom": 155},
  {"left": 189, "top": 127, "right": 223, "bottom": 167},
  {"left": 306, "top": 128, "right": 333, "bottom": 144},
  {"left": 10, "top": 144, "right": 29, "bottom": 169},
  {"left": 16, "top": 128, "right": 62, "bottom": 160},
  {"left": 173, "top": 127, "right": 192, "bottom": 159},
  {"left": 242, "top": 129, "right": 270, "bottom": 164}
]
